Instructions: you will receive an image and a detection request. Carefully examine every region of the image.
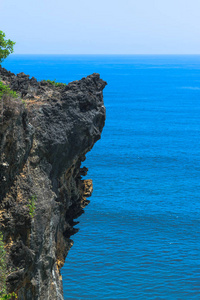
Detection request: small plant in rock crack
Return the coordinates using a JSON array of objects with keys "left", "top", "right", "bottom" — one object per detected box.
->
[
  {"left": 27, "top": 195, "right": 37, "bottom": 218},
  {"left": 21, "top": 99, "right": 27, "bottom": 107}
]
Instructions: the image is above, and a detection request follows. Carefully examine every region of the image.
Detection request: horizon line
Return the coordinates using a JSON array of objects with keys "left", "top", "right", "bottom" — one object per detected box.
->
[{"left": 10, "top": 53, "right": 200, "bottom": 56}]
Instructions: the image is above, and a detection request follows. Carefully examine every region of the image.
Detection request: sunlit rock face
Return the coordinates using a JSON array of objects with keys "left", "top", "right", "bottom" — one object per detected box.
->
[{"left": 0, "top": 66, "right": 106, "bottom": 299}]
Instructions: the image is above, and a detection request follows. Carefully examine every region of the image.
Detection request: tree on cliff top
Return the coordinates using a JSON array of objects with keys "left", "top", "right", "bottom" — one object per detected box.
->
[{"left": 0, "top": 31, "right": 15, "bottom": 64}]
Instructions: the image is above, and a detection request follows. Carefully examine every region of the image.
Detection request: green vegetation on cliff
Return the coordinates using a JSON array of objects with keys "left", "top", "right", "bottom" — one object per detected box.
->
[
  {"left": 27, "top": 195, "right": 37, "bottom": 218},
  {"left": 43, "top": 79, "right": 67, "bottom": 87},
  {"left": 0, "top": 233, "right": 17, "bottom": 299},
  {"left": 0, "top": 232, "right": 7, "bottom": 296},
  {"left": 0, "top": 81, "right": 17, "bottom": 100}
]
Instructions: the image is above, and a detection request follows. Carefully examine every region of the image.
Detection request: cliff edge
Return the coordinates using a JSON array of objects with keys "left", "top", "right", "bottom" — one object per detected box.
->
[{"left": 0, "top": 66, "right": 107, "bottom": 299}]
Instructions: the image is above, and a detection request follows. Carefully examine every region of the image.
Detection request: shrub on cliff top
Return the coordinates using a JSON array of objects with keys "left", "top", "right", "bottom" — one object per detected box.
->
[
  {"left": 43, "top": 79, "right": 66, "bottom": 87},
  {"left": 0, "top": 31, "right": 15, "bottom": 64}
]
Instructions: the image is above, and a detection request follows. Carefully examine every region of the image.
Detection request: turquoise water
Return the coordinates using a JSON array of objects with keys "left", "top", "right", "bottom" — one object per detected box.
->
[{"left": 3, "top": 55, "right": 200, "bottom": 299}]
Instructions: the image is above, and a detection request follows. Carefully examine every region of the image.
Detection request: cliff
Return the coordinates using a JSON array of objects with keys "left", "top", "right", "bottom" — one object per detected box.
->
[{"left": 0, "top": 66, "right": 107, "bottom": 299}]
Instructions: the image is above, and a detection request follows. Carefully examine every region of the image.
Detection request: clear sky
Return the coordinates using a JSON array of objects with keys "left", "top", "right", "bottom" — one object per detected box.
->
[{"left": 1, "top": 0, "right": 200, "bottom": 54}]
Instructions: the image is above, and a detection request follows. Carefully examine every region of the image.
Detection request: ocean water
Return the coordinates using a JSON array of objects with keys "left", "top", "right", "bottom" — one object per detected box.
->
[{"left": 3, "top": 55, "right": 200, "bottom": 299}]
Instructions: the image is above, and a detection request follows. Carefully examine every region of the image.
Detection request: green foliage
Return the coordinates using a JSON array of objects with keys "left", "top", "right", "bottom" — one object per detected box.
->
[
  {"left": 0, "top": 233, "right": 17, "bottom": 299},
  {"left": 0, "top": 81, "right": 17, "bottom": 100},
  {"left": 44, "top": 79, "right": 66, "bottom": 87},
  {"left": 0, "top": 292, "right": 18, "bottom": 300},
  {"left": 21, "top": 99, "right": 27, "bottom": 107},
  {"left": 0, "top": 31, "right": 15, "bottom": 64},
  {"left": 27, "top": 195, "right": 37, "bottom": 218},
  {"left": 0, "top": 232, "right": 7, "bottom": 296}
]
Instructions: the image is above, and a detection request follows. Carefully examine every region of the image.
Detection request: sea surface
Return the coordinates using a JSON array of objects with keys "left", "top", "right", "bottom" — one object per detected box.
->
[{"left": 3, "top": 55, "right": 200, "bottom": 299}]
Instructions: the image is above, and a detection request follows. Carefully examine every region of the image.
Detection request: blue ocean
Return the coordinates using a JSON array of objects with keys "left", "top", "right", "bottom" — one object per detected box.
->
[{"left": 3, "top": 55, "right": 200, "bottom": 299}]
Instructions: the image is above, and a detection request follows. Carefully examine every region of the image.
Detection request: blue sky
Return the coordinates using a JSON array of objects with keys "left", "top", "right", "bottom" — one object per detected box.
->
[{"left": 1, "top": 0, "right": 200, "bottom": 54}]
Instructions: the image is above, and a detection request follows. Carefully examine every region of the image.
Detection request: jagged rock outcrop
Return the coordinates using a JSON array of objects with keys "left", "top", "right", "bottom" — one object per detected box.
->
[{"left": 0, "top": 66, "right": 106, "bottom": 299}]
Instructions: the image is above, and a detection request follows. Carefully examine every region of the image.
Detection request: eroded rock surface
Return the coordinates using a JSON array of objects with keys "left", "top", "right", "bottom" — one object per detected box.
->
[{"left": 0, "top": 66, "right": 106, "bottom": 299}]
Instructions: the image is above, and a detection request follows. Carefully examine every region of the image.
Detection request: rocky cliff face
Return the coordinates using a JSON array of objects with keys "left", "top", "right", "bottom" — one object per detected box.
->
[{"left": 0, "top": 66, "right": 106, "bottom": 299}]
